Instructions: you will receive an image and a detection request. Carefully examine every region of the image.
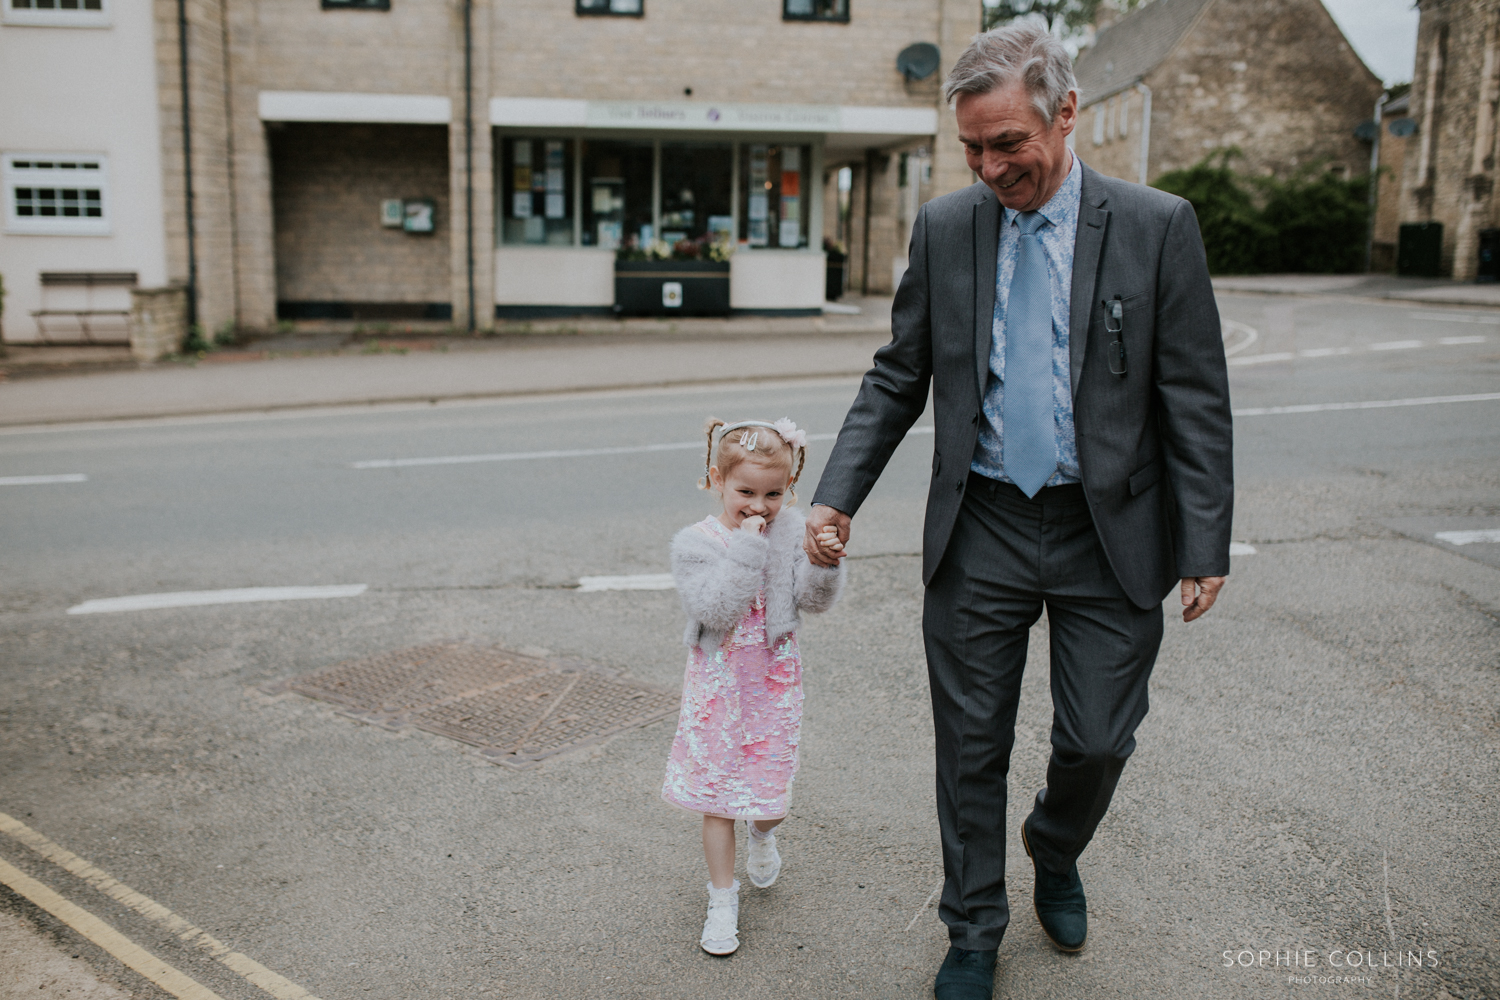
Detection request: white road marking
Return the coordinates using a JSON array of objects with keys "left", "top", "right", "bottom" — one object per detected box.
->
[
  {"left": 1439, "top": 335, "right": 1487, "bottom": 345},
  {"left": 1229, "top": 542, "right": 1257, "bottom": 555},
  {"left": 353, "top": 426, "right": 934, "bottom": 470},
  {"left": 1369, "top": 339, "right": 1424, "bottom": 351},
  {"left": 577, "top": 573, "right": 677, "bottom": 592},
  {"left": 904, "top": 879, "right": 944, "bottom": 933},
  {"left": 1299, "top": 347, "right": 1353, "bottom": 357},
  {"left": 0, "top": 812, "right": 323, "bottom": 1000},
  {"left": 1233, "top": 392, "right": 1500, "bottom": 417},
  {"left": 0, "top": 473, "right": 87, "bottom": 485},
  {"left": 1221, "top": 320, "right": 1259, "bottom": 357},
  {"left": 1227, "top": 352, "right": 1295, "bottom": 366},
  {"left": 0, "top": 857, "right": 226, "bottom": 1000},
  {"left": 1435, "top": 529, "right": 1500, "bottom": 545},
  {"left": 1410, "top": 310, "right": 1500, "bottom": 325},
  {"left": 67, "top": 584, "right": 367, "bottom": 615}
]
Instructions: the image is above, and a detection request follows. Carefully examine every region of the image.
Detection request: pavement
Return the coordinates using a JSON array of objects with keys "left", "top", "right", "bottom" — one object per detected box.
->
[
  {"left": 1212, "top": 272, "right": 1500, "bottom": 307},
  {"left": 1, "top": 286, "right": 1498, "bottom": 1000}
]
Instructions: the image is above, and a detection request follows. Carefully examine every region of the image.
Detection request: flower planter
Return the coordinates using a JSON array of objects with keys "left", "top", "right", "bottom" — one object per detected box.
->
[{"left": 614, "top": 259, "right": 731, "bottom": 317}]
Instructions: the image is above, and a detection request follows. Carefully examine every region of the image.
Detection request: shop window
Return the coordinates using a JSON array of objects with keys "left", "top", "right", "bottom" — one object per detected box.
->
[
  {"left": 501, "top": 138, "right": 574, "bottom": 246},
  {"left": 741, "top": 144, "right": 811, "bottom": 249},
  {"left": 321, "top": 0, "right": 390, "bottom": 9},
  {"left": 660, "top": 143, "right": 733, "bottom": 250},
  {"left": 579, "top": 140, "right": 652, "bottom": 249},
  {"left": 4, "top": 0, "right": 109, "bottom": 26},
  {"left": 3, "top": 154, "right": 108, "bottom": 235},
  {"left": 783, "top": 0, "right": 847, "bottom": 22},
  {"left": 576, "top": 0, "right": 642, "bottom": 16}
]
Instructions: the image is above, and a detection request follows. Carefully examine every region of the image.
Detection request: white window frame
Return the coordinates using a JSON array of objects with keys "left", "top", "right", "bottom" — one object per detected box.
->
[
  {"left": 4, "top": 153, "right": 110, "bottom": 235},
  {"left": 2, "top": 0, "right": 109, "bottom": 27}
]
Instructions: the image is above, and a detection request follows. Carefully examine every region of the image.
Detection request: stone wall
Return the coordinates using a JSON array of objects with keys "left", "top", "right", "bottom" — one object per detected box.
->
[
  {"left": 1400, "top": 0, "right": 1500, "bottom": 280},
  {"left": 1083, "top": 0, "right": 1382, "bottom": 185},
  {"left": 269, "top": 123, "right": 452, "bottom": 306}
]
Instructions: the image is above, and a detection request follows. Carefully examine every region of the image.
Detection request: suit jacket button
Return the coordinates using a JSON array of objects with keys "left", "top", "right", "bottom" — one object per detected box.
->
[{"left": 956, "top": 479, "right": 964, "bottom": 492}]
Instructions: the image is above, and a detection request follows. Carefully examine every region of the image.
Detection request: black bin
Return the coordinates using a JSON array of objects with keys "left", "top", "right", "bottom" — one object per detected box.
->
[
  {"left": 825, "top": 250, "right": 847, "bottom": 301},
  {"left": 1397, "top": 222, "right": 1444, "bottom": 278},
  {"left": 613, "top": 260, "right": 731, "bottom": 317},
  {"left": 1478, "top": 228, "right": 1500, "bottom": 283}
]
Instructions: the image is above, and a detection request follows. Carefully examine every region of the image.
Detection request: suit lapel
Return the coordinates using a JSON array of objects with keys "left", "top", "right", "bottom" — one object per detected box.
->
[
  {"left": 1070, "top": 164, "right": 1109, "bottom": 399},
  {"left": 973, "top": 189, "right": 999, "bottom": 403}
]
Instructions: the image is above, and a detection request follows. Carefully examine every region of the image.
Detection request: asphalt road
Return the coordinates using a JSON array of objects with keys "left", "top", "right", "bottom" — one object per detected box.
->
[{"left": 1, "top": 292, "right": 1497, "bottom": 1000}]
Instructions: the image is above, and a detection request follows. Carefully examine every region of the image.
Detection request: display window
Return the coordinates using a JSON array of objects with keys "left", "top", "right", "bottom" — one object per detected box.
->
[
  {"left": 741, "top": 143, "right": 811, "bottom": 249},
  {"left": 501, "top": 138, "right": 573, "bottom": 245},
  {"left": 660, "top": 143, "right": 733, "bottom": 249},
  {"left": 579, "top": 140, "right": 653, "bottom": 249}
]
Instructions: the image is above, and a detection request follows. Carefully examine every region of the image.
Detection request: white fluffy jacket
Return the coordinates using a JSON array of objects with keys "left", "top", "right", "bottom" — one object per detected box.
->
[{"left": 671, "top": 505, "right": 845, "bottom": 651}]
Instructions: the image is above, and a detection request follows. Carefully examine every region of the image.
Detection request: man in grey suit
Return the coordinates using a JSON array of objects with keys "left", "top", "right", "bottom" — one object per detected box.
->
[{"left": 804, "top": 23, "right": 1232, "bottom": 1000}]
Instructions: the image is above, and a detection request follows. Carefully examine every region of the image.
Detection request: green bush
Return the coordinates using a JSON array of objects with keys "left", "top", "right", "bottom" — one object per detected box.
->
[{"left": 1152, "top": 149, "right": 1370, "bottom": 275}]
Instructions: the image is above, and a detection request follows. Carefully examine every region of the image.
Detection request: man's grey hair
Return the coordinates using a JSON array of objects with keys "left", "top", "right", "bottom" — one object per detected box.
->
[{"left": 943, "top": 21, "right": 1079, "bottom": 124}]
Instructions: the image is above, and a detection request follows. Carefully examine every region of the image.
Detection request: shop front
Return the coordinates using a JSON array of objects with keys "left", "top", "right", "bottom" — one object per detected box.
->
[{"left": 490, "top": 98, "right": 935, "bottom": 317}]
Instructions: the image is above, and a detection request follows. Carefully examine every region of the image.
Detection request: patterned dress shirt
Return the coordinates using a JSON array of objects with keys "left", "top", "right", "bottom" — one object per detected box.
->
[{"left": 971, "top": 152, "right": 1082, "bottom": 486}]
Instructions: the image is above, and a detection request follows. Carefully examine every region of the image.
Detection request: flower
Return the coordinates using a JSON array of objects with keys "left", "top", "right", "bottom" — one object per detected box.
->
[{"left": 771, "top": 418, "right": 807, "bottom": 451}]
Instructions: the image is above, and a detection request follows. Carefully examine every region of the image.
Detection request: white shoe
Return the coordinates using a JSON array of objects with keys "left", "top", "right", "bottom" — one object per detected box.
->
[
  {"left": 746, "top": 820, "right": 781, "bottom": 889},
  {"left": 700, "top": 880, "right": 739, "bottom": 955}
]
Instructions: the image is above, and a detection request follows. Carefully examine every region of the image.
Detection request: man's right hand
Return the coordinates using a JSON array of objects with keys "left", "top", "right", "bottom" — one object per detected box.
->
[{"left": 804, "top": 504, "right": 851, "bottom": 567}]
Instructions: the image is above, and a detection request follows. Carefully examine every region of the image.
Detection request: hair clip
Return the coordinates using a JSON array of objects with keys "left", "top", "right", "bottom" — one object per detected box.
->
[{"left": 740, "top": 431, "right": 759, "bottom": 452}]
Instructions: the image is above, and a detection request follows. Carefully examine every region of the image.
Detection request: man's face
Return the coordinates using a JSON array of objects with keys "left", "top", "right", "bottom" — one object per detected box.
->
[{"left": 956, "top": 81, "right": 1078, "bottom": 212}]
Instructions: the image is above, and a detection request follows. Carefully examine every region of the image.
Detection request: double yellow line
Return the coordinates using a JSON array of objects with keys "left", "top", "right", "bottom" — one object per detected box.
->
[{"left": 0, "top": 812, "right": 320, "bottom": 1000}]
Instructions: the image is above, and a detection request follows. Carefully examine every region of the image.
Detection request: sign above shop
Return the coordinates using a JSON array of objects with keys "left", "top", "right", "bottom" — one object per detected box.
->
[{"left": 490, "top": 97, "right": 936, "bottom": 137}]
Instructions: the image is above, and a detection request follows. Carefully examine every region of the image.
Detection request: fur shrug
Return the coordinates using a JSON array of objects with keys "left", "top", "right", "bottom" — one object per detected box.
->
[{"left": 671, "top": 505, "right": 845, "bottom": 651}]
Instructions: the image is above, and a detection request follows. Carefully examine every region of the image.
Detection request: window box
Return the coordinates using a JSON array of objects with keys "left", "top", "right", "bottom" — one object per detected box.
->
[
  {"left": 576, "top": 0, "right": 642, "bottom": 16},
  {"left": 782, "top": 0, "right": 847, "bottom": 22},
  {"left": 613, "top": 259, "right": 728, "bottom": 317}
]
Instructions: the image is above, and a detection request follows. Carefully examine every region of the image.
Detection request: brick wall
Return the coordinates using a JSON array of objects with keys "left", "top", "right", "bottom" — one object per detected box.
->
[{"left": 269, "top": 123, "right": 452, "bottom": 305}]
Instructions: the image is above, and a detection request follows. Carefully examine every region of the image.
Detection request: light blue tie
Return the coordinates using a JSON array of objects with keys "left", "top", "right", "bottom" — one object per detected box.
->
[{"left": 1002, "top": 211, "right": 1056, "bottom": 498}]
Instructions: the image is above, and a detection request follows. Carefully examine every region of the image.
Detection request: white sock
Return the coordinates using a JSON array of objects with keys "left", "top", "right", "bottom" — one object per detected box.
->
[{"left": 748, "top": 821, "right": 772, "bottom": 840}]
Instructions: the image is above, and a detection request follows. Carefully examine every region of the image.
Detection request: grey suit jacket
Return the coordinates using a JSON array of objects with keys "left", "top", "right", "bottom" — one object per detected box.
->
[{"left": 811, "top": 162, "right": 1233, "bottom": 610}]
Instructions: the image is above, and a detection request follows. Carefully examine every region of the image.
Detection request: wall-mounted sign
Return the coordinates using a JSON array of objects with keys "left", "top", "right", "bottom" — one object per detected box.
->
[
  {"left": 403, "top": 199, "right": 436, "bottom": 234},
  {"left": 584, "top": 100, "right": 841, "bottom": 131},
  {"left": 380, "top": 199, "right": 403, "bottom": 228}
]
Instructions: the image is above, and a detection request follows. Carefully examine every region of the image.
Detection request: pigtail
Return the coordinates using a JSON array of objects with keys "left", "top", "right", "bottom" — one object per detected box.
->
[
  {"left": 785, "top": 444, "right": 807, "bottom": 506},
  {"left": 699, "top": 416, "right": 725, "bottom": 490}
]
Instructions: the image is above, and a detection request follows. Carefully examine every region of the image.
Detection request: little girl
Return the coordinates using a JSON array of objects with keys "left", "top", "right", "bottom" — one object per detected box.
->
[{"left": 662, "top": 416, "right": 846, "bottom": 955}]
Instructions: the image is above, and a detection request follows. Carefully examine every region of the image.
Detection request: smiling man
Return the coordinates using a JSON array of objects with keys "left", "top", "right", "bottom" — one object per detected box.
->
[{"left": 804, "top": 22, "right": 1234, "bottom": 1000}]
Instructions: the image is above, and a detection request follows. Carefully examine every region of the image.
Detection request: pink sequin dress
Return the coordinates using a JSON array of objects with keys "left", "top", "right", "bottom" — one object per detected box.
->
[{"left": 661, "top": 517, "right": 803, "bottom": 820}]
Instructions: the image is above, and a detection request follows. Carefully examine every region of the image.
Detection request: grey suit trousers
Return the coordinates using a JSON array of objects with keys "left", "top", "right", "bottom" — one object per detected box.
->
[{"left": 923, "top": 473, "right": 1163, "bottom": 951}]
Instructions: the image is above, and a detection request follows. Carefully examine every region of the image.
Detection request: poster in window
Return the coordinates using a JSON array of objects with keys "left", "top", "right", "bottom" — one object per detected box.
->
[
  {"left": 748, "top": 144, "right": 769, "bottom": 246},
  {"left": 513, "top": 192, "right": 532, "bottom": 218},
  {"left": 545, "top": 192, "right": 566, "bottom": 219},
  {"left": 514, "top": 140, "right": 532, "bottom": 167}
]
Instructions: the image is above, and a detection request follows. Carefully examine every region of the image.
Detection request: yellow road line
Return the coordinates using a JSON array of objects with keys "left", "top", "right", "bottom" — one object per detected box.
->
[
  {"left": 0, "top": 857, "right": 225, "bottom": 1000},
  {"left": 0, "top": 812, "right": 322, "bottom": 1000}
]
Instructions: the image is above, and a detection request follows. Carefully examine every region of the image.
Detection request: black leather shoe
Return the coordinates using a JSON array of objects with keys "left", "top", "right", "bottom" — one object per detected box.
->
[
  {"left": 933, "top": 946, "right": 997, "bottom": 1000},
  {"left": 1021, "top": 820, "right": 1087, "bottom": 952}
]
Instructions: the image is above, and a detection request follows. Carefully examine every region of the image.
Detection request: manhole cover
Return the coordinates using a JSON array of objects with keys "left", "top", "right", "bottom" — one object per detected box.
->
[{"left": 274, "top": 643, "right": 678, "bottom": 767}]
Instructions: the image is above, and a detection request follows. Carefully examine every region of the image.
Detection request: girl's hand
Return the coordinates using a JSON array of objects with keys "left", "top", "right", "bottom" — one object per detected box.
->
[
  {"left": 741, "top": 515, "right": 767, "bottom": 534},
  {"left": 815, "top": 525, "right": 844, "bottom": 555}
]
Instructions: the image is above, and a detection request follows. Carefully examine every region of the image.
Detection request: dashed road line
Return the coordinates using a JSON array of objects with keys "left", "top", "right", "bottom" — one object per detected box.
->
[
  {"left": 1229, "top": 333, "right": 1487, "bottom": 366},
  {"left": 0, "top": 812, "right": 322, "bottom": 1000},
  {"left": 1229, "top": 542, "right": 1257, "bottom": 555},
  {"left": 0, "top": 473, "right": 87, "bottom": 485},
  {"left": 577, "top": 573, "right": 676, "bottom": 592},
  {"left": 67, "top": 584, "right": 368, "bottom": 615},
  {"left": 0, "top": 857, "right": 226, "bottom": 1000},
  {"left": 1409, "top": 310, "right": 1500, "bottom": 325},
  {"left": 1435, "top": 529, "right": 1500, "bottom": 545},
  {"left": 1370, "top": 339, "right": 1424, "bottom": 351},
  {"left": 1232, "top": 392, "right": 1500, "bottom": 417},
  {"left": 1439, "top": 335, "right": 1487, "bottom": 345}
]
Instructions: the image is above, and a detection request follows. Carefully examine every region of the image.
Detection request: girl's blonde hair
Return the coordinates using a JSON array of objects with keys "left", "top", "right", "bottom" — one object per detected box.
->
[{"left": 698, "top": 416, "right": 807, "bottom": 503}]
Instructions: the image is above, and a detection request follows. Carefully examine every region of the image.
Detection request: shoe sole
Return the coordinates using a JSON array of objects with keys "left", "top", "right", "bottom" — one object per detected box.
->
[
  {"left": 747, "top": 870, "right": 778, "bottom": 889},
  {"left": 1021, "top": 822, "right": 1086, "bottom": 954},
  {"left": 700, "top": 938, "right": 739, "bottom": 956}
]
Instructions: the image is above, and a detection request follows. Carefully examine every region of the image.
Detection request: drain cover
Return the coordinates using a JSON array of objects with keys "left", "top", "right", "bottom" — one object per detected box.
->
[{"left": 277, "top": 643, "right": 678, "bottom": 767}]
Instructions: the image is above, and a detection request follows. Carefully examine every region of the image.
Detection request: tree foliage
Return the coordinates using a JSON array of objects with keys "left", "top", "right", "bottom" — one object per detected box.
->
[
  {"left": 981, "top": 0, "right": 1148, "bottom": 33},
  {"left": 1151, "top": 150, "right": 1371, "bottom": 275}
]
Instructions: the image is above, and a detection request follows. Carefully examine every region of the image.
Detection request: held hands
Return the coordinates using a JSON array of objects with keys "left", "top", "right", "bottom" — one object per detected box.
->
[
  {"left": 803, "top": 504, "right": 851, "bottom": 567},
  {"left": 1180, "top": 576, "right": 1226, "bottom": 623}
]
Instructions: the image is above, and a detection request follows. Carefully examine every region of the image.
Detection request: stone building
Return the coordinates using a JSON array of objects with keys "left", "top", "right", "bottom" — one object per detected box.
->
[
  {"left": 5, "top": 0, "right": 1024, "bottom": 345},
  {"left": 1398, "top": 0, "right": 1500, "bottom": 280},
  {"left": 1370, "top": 92, "right": 1414, "bottom": 273},
  {"left": 1072, "top": 0, "right": 1382, "bottom": 185}
]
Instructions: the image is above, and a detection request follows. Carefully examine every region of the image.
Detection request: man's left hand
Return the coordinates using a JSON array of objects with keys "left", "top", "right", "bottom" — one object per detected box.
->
[{"left": 1180, "top": 576, "right": 1226, "bottom": 623}]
